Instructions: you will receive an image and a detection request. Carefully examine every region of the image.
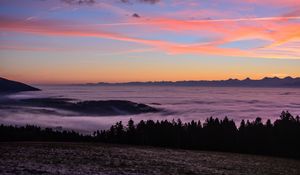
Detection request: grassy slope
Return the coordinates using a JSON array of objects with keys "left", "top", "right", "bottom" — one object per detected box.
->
[{"left": 0, "top": 142, "right": 299, "bottom": 175}]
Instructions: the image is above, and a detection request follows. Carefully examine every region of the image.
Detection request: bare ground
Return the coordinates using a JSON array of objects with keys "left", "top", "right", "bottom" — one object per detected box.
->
[{"left": 0, "top": 142, "right": 299, "bottom": 175}]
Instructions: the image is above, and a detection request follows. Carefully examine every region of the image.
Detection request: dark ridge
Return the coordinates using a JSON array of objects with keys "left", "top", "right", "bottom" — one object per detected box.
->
[
  {"left": 1, "top": 111, "right": 300, "bottom": 159},
  {"left": 0, "top": 125, "right": 92, "bottom": 142},
  {"left": 0, "top": 77, "right": 40, "bottom": 93},
  {"left": 84, "top": 76, "right": 300, "bottom": 87},
  {"left": 1, "top": 98, "right": 160, "bottom": 116}
]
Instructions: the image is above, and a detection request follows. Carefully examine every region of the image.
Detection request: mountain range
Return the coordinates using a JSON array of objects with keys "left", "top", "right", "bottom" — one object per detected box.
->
[{"left": 85, "top": 77, "right": 300, "bottom": 87}]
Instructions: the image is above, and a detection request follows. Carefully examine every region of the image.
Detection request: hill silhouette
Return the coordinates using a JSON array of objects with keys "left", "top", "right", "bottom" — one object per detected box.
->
[
  {"left": 85, "top": 77, "right": 300, "bottom": 87},
  {"left": 0, "top": 77, "right": 40, "bottom": 93},
  {"left": 1, "top": 98, "right": 160, "bottom": 116}
]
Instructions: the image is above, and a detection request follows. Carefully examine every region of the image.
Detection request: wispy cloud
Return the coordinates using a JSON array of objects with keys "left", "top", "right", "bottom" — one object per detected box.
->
[
  {"left": 61, "top": 0, "right": 96, "bottom": 5},
  {"left": 132, "top": 13, "right": 140, "bottom": 18},
  {"left": 1, "top": 0, "right": 300, "bottom": 60},
  {"left": 120, "top": 0, "right": 160, "bottom": 4},
  {"left": 1, "top": 16, "right": 299, "bottom": 59},
  {"left": 41, "top": 0, "right": 160, "bottom": 5}
]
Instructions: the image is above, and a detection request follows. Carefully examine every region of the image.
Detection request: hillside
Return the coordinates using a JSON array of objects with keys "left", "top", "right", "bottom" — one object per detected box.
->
[
  {"left": 0, "top": 142, "right": 299, "bottom": 175},
  {"left": 0, "top": 77, "right": 40, "bottom": 93}
]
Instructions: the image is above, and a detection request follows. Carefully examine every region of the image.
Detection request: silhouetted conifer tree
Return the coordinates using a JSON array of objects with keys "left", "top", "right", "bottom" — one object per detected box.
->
[{"left": 1, "top": 111, "right": 300, "bottom": 159}]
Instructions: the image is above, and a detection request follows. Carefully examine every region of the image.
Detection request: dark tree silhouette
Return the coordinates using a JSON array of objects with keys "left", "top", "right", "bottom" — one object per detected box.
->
[
  {"left": 94, "top": 111, "right": 300, "bottom": 159},
  {"left": 0, "top": 125, "right": 91, "bottom": 142},
  {"left": 1, "top": 111, "right": 300, "bottom": 159}
]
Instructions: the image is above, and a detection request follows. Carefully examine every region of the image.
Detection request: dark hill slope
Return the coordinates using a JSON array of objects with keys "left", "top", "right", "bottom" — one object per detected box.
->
[{"left": 0, "top": 77, "right": 40, "bottom": 93}]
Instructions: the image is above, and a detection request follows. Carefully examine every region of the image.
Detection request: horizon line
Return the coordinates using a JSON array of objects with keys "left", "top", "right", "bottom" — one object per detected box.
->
[{"left": 28, "top": 76, "right": 300, "bottom": 86}]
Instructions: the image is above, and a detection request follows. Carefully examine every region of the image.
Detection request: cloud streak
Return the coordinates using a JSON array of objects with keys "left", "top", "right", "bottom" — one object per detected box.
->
[
  {"left": 1, "top": 15, "right": 300, "bottom": 59},
  {"left": 61, "top": 0, "right": 95, "bottom": 5},
  {"left": 120, "top": 0, "right": 160, "bottom": 4}
]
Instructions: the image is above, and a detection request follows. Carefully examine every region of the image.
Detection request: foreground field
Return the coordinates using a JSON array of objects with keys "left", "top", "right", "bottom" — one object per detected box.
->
[{"left": 0, "top": 142, "right": 299, "bottom": 175}]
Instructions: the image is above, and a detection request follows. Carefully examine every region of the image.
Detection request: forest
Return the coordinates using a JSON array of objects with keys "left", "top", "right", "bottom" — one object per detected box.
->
[{"left": 1, "top": 111, "right": 300, "bottom": 159}]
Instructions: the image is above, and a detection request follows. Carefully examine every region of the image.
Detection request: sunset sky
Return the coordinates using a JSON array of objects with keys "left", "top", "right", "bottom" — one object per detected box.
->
[{"left": 0, "top": 0, "right": 300, "bottom": 84}]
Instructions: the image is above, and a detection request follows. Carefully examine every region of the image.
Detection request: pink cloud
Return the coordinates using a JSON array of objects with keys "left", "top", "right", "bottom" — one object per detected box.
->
[
  {"left": 1, "top": 16, "right": 300, "bottom": 59},
  {"left": 242, "top": 0, "right": 300, "bottom": 6}
]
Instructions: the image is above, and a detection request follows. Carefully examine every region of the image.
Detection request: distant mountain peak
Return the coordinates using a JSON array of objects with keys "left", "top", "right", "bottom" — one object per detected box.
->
[
  {"left": 227, "top": 78, "right": 239, "bottom": 81},
  {"left": 265, "top": 76, "right": 281, "bottom": 79},
  {"left": 284, "top": 76, "right": 293, "bottom": 80}
]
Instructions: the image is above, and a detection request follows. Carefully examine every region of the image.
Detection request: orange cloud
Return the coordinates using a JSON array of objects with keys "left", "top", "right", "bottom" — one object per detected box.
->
[{"left": 1, "top": 16, "right": 300, "bottom": 59}]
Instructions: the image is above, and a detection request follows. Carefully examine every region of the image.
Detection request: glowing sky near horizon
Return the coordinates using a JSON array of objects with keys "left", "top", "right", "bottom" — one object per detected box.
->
[{"left": 0, "top": 0, "right": 300, "bottom": 84}]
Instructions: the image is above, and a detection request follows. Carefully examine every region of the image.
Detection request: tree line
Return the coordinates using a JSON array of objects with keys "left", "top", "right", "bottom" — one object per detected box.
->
[
  {"left": 1, "top": 111, "right": 300, "bottom": 159},
  {"left": 0, "top": 125, "right": 92, "bottom": 142}
]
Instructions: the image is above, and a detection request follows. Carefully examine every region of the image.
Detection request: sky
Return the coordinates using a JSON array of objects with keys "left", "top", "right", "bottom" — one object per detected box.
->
[{"left": 0, "top": 0, "right": 300, "bottom": 84}]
